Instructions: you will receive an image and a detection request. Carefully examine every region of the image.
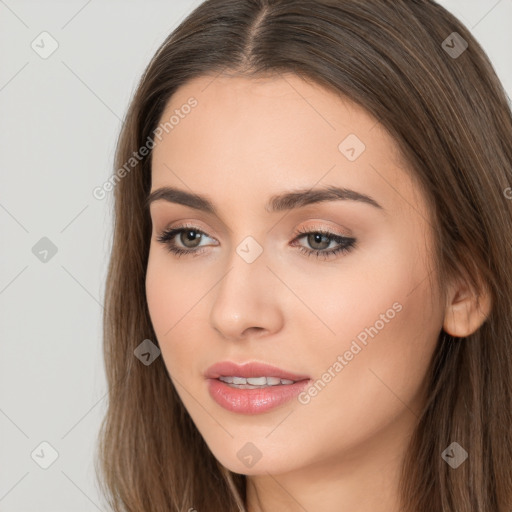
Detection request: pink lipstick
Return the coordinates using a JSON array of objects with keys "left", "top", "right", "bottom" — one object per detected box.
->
[{"left": 205, "top": 361, "right": 311, "bottom": 414}]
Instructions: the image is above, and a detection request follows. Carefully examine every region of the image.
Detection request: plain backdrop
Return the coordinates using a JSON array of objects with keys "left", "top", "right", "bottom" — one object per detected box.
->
[{"left": 0, "top": 1, "right": 511, "bottom": 510}]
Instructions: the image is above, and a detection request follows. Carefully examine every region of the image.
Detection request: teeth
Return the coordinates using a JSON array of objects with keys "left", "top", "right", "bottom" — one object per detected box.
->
[
  {"left": 218, "top": 376, "right": 296, "bottom": 387},
  {"left": 247, "top": 377, "right": 267, "bottom": 385}
]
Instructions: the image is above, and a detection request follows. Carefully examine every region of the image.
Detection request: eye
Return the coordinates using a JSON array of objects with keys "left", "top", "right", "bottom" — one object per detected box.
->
[
  {"left": 156, "top": 225, "right": 217, "bottom": 257},
  {"left": 290, "top": 227, "right": 357, "bottom": 260},
  {"left": 155, "top": 224, "right": 357, "bottom": 260}
]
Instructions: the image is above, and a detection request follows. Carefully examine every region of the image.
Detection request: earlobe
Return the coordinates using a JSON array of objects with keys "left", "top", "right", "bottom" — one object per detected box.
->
[{"left": 442, "top": 276, "right": 492, "bottom": 338}]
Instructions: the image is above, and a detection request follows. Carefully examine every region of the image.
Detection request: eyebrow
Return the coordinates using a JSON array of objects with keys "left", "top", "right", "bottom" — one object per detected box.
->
[{"left": 144, "top": 185, "right": 384, "bottom": 214}]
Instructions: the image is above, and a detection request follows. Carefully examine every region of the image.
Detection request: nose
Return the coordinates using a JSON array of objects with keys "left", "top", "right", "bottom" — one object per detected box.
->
[{"left": 209, "top": 246, "right": 285, "bottom": 342}]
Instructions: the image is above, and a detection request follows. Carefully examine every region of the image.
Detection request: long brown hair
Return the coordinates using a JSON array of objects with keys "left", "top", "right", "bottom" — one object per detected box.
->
[{"left": 95, "top": 1, "right": 512, "bottom": 510}]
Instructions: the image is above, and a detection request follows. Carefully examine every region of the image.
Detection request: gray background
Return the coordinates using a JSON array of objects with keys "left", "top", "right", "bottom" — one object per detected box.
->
[{"left": 1, "top": 1, "right": 511, "bottom": 510}]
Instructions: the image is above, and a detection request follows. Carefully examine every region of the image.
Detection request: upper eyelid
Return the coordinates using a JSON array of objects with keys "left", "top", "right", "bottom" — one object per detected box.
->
[
  {"left": 154, "top": 211, "right": 354, "bottom": 238},
  {"left": 163, "top": 224, "right": 345, "bottom": 234},
  {"left": 169, "top": 225, "right": 216, "bottom": 240}
]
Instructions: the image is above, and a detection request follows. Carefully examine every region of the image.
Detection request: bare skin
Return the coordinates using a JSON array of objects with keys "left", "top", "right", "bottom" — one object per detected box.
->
[{"left": 145, "top": 73, "right": 491, "bottom": 512}]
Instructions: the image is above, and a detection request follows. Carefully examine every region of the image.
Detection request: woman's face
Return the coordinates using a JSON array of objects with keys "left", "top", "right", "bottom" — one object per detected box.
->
[{"left": 146, "top": 73, "right": 444, "bottom": 476}]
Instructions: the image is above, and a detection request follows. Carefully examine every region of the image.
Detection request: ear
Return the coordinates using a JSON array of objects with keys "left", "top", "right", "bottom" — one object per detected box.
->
[{"left": 442, "top": 273, "right": 492, "bottom": 338}]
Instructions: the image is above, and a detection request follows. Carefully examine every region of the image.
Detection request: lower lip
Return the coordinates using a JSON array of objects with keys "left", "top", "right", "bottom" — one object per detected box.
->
[{"left": 207, "top": 378, "right": 311, "bottom": 414}]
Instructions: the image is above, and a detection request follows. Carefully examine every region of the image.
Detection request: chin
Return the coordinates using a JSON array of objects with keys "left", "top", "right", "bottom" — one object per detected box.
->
[{"left": 207, "top": 439, "right": 302, "bottom": 476}]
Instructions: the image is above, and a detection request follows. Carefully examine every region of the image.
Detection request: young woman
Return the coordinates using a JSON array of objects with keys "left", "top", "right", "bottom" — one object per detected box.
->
[{"left": 95, "top": 1, "right": 512, "bottom": 511}]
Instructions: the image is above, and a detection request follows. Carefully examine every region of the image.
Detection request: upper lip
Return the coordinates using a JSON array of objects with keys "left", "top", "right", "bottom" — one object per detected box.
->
[{"left": 205, "top": 361, "right": 310, "bottom": 381}]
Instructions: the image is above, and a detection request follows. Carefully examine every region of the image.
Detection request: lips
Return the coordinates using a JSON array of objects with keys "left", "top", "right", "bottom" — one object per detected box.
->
[
  {"left": 204, "top": 361, "right": 311, "bottom": 414},
  {"left": 204, "top": 361, "right": 310, "bottom": 382}
]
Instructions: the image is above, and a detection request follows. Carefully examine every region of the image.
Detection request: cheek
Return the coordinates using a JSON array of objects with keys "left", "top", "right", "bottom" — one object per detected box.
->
[
  {"left": 145, "top": 251, "right": 188, "bottom": 367},
  {"left": 283, "top": 235, "right": 422, "bottom": 349},
  {"left": 145, "top": 249, "right": 214, "bottom": 377},
  {"left": 145, "top": 249, "right": 203, "bottom": 335},
  {"left": 295, "top": 237, "right": 442, "bottom": 428},
  {"left": 145, "top": 251, "right": 173, "bottom": 335}
]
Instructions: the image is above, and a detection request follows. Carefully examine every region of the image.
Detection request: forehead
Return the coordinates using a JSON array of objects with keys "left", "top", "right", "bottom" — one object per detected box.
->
[
  {"left": 150, "top": 73, "right": 425, "bottom": 220},
  {"left": 160, "top": 72, "right": 382, "bottom": 141}
]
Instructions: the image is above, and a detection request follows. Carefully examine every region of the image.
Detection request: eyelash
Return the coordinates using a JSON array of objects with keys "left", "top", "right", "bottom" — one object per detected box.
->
[{"left": 156, "top": 224, "right": 357, "bottom": 260}]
